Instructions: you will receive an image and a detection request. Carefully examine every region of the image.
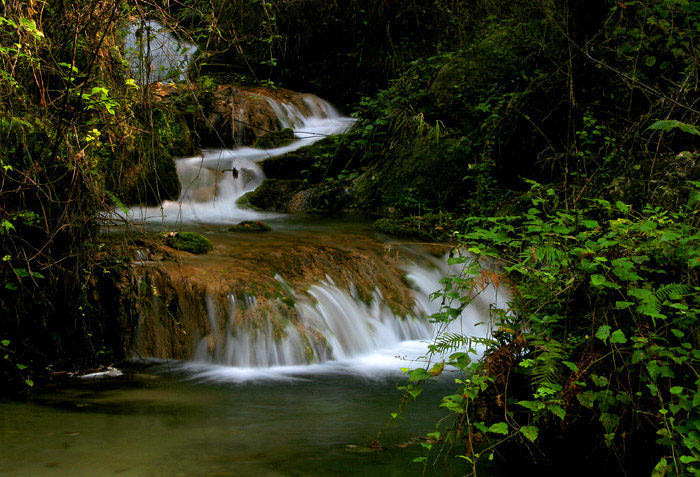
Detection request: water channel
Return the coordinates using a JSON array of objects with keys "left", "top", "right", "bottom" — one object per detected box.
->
[{"left": 0, "top": 91, "right": 507, "bottom": 476}]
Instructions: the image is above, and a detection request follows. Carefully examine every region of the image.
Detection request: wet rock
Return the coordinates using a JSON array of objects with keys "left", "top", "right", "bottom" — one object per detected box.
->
[
  {"left": 237, "top": 178, "right": 305, "bottom": 211},
  {"left": 254, "top": 127, "right": 295, "bottom": 149},
  {"left": 191, "top": 85, "right": 318, "bottom": 149}
]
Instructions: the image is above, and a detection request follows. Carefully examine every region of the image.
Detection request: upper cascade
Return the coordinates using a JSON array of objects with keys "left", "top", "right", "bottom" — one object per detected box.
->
[{"left": 125, "top": 87, "right": 354, "bottom": 224}]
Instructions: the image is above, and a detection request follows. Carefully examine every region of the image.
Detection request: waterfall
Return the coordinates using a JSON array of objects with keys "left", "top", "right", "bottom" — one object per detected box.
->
[
  {"left": 119, "top": 85, "right": 506, "bottom": 379},
  {"left": 124, "top": 19, "right": 197, "bottom": 85},
  {"left": 123, "top": 92, "right": 354, "bottom": 224},
  {"left": 133, "top": 246, "right": 508, "bottom": 381}
]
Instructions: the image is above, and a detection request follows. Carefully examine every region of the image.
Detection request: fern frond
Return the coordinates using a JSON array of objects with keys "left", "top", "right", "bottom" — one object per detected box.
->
[
  {"left": 654, "top": 283, "right": 692, "bottom": 302},
  {"left": 432, "top": 332, "right": 473, "bottom": 354},
  {"left": 528, "top": 336, "right": 568, "bottom": 387}
]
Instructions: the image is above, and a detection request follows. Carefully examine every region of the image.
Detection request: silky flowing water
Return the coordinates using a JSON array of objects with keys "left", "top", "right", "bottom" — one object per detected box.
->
[{"left": 1, "top": 83, "right": 509, "bottom": 475}]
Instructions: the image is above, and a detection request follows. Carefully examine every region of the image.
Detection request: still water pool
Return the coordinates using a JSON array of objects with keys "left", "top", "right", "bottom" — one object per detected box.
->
[{"left": 0, "top": 361, "right": 503, "bottom": 477}]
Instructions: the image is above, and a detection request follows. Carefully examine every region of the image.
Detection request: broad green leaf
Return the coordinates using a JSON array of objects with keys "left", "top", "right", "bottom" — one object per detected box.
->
[
  {"left": 595, "top": 325, "right": 611, "bottom": 343},
  {"left": 648, "top": 120, "right": 700, "bottom": 136},
  {"left": 600, "top": 412, "right": 620, "bottom": 433},
  {"left": 562, "top": 361, "right": 578, "bottom": 372},
  {"left": 518, "top": 400, "right": 545, "bottom": 412},
  {"left": 547, "top": 405, "right": 565, "bottom": 420},
  {"left": 520, "top": 425, "right": 539, "bottom": 442},
  {"left": 487, "top": 422, "right": 509, "bottom": 435},
  {"left": 610, "top": 329, "right": 627, "bottom": 344}
]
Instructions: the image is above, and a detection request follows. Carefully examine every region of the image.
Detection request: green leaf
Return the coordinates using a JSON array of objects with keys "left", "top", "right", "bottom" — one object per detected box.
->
[
  {"left": 610, "top": 329, "right": 627, "bottom": 344},
  {"left": 408, "top": 368, "right": 430, "bottom": 381},
  {"left": 547, "top": 404, "right": 566, "bottom": 420},
  {"left": 595, "top": 325, "right": 611, "bottom": 343},
  {"left": 591, "top": 274, "right": 606, "bottom": 287},
  {"left": 487, "top": 422, "right": 509, "bottom": 435},
  {"left": 562, "top": 361, "right": 579, "bottom": 372},
  {"left": 669, "top": 386, "right": 684, "bottom": 395},
  {"left": 648, "top": 120, "right": 700, "bottom": 136},
  {"left": 518, "top": 400, "right": 545, "bottom": 412},
  {"left": 600, "top": 412, "right": 620, "bottom": 433},
  {"left": 652, "top": 458, "right": 668, "bottom": 477},
  {"left": 521, "top": 425, "right": 539, "bottom": 442},
  {"left": 1, "top": 340, "right": 10, "bottom": 346}
]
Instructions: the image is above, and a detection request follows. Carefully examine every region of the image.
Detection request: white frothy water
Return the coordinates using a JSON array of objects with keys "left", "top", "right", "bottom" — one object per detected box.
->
[
  {"left": 171, "top": 254, "right": 508, "bottom": 382},
  {"left": 122, "top": 94, "right": 354, "bottom": 225},
  {"left": 124, "top": 19, "right": 197, "bottom": 85}
]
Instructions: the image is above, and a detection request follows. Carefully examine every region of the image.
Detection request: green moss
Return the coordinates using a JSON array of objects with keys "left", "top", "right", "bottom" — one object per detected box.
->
[
  {"left": 163, "top": 232, "right": 213, "bottom": 254},
  {"left": 373, "top": 214, "right": 462, "bottom": 241},
  {"left": 227, "top": 220, "right": 272, "bottom": 233}
]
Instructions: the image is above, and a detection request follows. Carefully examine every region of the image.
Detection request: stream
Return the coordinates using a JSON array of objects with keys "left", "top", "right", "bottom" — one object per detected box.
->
[{"left": 0, "top": 90, "right": 507, "bottom": 476}]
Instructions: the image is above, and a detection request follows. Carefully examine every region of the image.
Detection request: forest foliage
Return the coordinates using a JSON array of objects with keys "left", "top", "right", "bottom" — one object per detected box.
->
[{"left": 0, "top": 0, "right": 699, "bottom": 475}]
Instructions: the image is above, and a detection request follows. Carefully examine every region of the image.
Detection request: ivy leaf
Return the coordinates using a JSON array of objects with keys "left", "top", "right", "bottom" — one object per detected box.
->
[
  {"left": 520, "top": 425, "right": 539, "bottom": 442},
  {"left": 610, "top": 329, "right": 627, "bottom": 344},
  {"left": 596, "top": 325, "right": 611, "bottom": 343}
]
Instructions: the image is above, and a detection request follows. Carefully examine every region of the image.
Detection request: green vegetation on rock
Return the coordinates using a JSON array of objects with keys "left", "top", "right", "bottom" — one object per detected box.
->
[
  {"left": 228, "top": 221, "right": 272, "bottom": 233},
  {"left": 163, "top": 232, "right": 213, "bottom": 254}
]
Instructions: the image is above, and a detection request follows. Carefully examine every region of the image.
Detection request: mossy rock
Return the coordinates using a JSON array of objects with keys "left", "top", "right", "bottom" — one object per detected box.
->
[
  {"left": 260, "top": 136, "right": 343, "bottom": 181},
  {"left": 237, "top": 178, "right": 306, "bottom": 211},
  {"left": 254, "top": 128, "right": 295, "bottom": 149},
  {"left": 373, "top": 214, "right": 458, "bottom": 242},
  {"left": 227, "top": 220, "right": 272, "bottom": 233},
  {"left": 162, "top": 232, "right": 213, "bottom": 254}
]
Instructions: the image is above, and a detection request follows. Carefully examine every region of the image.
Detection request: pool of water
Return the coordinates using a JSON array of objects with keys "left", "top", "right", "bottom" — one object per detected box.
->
[{"left": 0, "top": 362, "right": 500, "bottom": 477}]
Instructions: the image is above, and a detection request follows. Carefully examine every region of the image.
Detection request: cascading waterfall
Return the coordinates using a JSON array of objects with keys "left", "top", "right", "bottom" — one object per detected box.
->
[
  {"left": 125, "top": 93, "right": 354, "bottom": 224},
  {"left": 134, "top": 248, "right": 508, "bottom": 381},
  {"left": 115, "top": 38, "right": 506, "bottom": 375}
]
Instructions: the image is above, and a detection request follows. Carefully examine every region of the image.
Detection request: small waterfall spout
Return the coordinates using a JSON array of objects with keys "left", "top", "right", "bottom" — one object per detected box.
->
[{"left": 124, "top": 19, "right": 197, "bottom": 84}]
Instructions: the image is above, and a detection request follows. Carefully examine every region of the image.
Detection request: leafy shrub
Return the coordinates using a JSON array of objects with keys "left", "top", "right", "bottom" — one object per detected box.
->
[{"left": 396, "top": 181, "right": 700, "bottom": 474}]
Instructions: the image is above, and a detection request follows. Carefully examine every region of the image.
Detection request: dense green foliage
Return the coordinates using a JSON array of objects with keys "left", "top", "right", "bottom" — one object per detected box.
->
[
  {"left": 398, "top": 183, "right": 700, "bottom": 474},
  {"left": 352, "top": 1, "right": 700, "bottom": 474}
]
